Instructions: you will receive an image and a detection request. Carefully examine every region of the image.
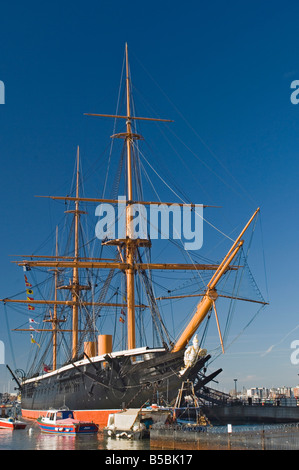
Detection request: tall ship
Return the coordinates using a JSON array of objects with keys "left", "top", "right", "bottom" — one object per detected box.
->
[{"left": 2, "top": 45, "right": 267, "bottom": 426}]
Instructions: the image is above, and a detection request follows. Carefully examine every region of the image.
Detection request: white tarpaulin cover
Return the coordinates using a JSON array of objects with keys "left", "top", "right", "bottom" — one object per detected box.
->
[{"left": 112, "top": 409, "right": 139, "bottom": 430}]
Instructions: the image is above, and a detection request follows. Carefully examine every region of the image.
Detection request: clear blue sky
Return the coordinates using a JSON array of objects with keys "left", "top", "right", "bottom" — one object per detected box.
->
[{"left": 0, "top": 0, "right": 299, "bottom": 394}]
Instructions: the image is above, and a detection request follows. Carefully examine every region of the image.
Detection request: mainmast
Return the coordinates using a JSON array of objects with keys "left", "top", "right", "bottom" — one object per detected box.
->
[
  {"left": 125, "top": 43, "right": 136, "bottom": 350},
  {"left": 71, "top": 146, "right": 80, "bottom": 358},
  {"left": 83, "top": 43, "right": 173, "bottom": 351}
]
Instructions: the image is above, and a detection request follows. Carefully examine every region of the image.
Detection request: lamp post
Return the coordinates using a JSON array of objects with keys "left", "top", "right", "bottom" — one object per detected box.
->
[{"left": 234, "top": 379, "right": 237, "bottom": 399}]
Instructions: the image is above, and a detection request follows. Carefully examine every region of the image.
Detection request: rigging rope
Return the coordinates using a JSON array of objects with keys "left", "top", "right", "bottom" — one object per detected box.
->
[
  {"left": 131, "top": 52, "right": 258, "bottom": 206},
  {"left": 135, "top": 142, "right": 234, "bottom": 242},
  {"left": 3, "top": 304, "right": 17, "bottom": 371}
]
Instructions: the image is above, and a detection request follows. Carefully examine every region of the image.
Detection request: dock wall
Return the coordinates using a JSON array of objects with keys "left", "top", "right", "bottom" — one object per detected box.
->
[{"left": 203, "top": 405, "right": 299, "bottom": 425}]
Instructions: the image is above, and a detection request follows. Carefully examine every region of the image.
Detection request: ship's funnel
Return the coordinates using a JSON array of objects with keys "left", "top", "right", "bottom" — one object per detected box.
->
[{"left": 98, "top": 335, "right": 113, "bottom": 356}]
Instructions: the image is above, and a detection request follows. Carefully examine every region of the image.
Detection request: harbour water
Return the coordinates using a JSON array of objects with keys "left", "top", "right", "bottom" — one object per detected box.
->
[
  {"left": 0, "top": 418, "right": 150, "bottom": 451},
  {"left": 2, "top": 419, "right": 299, "bottom": 451}
]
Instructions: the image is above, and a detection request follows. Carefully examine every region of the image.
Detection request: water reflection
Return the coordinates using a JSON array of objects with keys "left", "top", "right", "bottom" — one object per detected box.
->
[
  {"left": 0, "top": 420, "right": 150, "bottom": 450},
  {"left": 33, "top": 432, "right": 99, "bottom": 451},
  {"left": 105, "top": 434, "right": 150, "bottom": 451}
]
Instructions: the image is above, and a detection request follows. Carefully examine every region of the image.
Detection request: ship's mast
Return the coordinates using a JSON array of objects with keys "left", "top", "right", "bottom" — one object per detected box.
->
[
  {"left": 83, "top": 43, "right": 172, "bottom": 350},
  {"left": 125, "top": 43, "right": 136, "bottom": 350},
  {"left": 40, "top": 225, "right": 68, "bottom": 370},
  {"left": 53, "top": 226, "right": 59, "bottom": 369},
  {"left": 72, "top": 146, "right": 80, "bottom": 358},
  {"left": 64, "top": 146, "right": 93, "bottom": 359}
]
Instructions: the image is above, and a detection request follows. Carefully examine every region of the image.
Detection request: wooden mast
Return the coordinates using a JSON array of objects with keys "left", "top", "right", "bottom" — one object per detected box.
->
[
  {"left": 53, "top": 226, "right": 59, "bottom": 369},
  {"left": 81, "top": 43, "right": 171, "bottom": 350},
  {"left": 69, "top": 146, "right": 81, "bottom": 359},
  {"left": 125, "top": 43, "right": 136, "bottom": 350},
  {"left": 60, "top": 146, "right": 87, "bottom": 360}
]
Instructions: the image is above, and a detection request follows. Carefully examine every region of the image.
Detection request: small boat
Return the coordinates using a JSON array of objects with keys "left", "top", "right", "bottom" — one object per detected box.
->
[
  {"left": 37, "top": 409, "right": 98, "bottom": 435},
  {"left": 0, "top": 405, "right": 27, "bottom": 430},
  {"left": 0, "top": 417, "right": 27, "bottom": 430},
  {"left": 104, "top": 406, "right": 172, "bottom": 440}
]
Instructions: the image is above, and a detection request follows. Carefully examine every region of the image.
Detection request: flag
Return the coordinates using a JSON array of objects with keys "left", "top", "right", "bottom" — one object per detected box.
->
[
  {"left": 24, "top": 275, "right": 32, "bottom": 287},
  {"left": 30, "top": 334, "right": 40, "bottom": 348},
  {"left": 29, "top": 324, "right": 38, "bottom": 332},
  {"left": 43, "top": 364, "right": 50, "bottom": 373},
  {"left": 29, "top": 318, "right": 39, "bottom": 324},
  {"left": 119, "top": 316, "right": 125, "bottom": 323},
  {"left": 120, "top": 309, "right": 126, "bottom": 316},
  {"left": 23, "top": 276, "right": 35, "bottom": 311}
]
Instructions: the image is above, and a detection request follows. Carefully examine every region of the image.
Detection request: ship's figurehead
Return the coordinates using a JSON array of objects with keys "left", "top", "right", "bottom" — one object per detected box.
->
[{"left": 182, "top": 335, "right": 207, "bottom": 371}]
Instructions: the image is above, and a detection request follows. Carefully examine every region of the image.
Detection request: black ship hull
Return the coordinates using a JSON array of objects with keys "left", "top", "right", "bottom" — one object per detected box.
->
[{"left": 21, "top": 347, "right": 210, "bottom": 426}]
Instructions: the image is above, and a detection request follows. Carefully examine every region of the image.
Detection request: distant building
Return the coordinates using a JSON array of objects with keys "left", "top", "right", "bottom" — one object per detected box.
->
[
  {"left": 245, "top": 387, "right": 295, "bottom": 403},
  {"left": 247, "top": 387, "right": 269, "bottom": 401}
]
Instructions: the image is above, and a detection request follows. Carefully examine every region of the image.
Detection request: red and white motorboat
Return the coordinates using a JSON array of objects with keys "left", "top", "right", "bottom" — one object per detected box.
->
[
  {"left": 0, "top": 404, "right": 27, "bottom": 430},
  {"left": 0, "top": 416, "right": 27, "bottom": 430}
]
